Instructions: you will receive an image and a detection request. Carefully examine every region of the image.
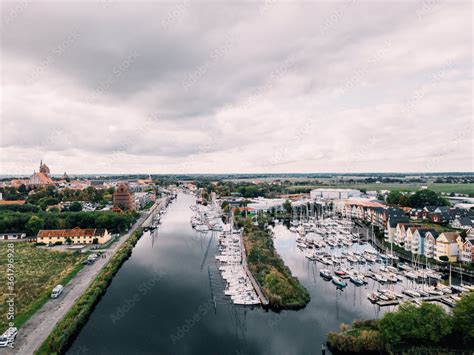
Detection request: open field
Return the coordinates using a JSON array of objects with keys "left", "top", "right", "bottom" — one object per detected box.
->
[
  {"left": 0, "top": 242, "right": 84, "bottom": 331},
  {"left": 287, "top": 183, "right": 474, "bottom": 195}
]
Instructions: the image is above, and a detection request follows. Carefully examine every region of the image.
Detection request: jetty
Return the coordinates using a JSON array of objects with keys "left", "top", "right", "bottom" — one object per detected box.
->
[
  {"left": 240, "top": 232, "right": 270, "bottom": 307},
  {"left": 376, "top": 294, "right": 457, "bottom": 307},
  {"left": 141, "top": 198, "right": 167, "bottom": 229}
]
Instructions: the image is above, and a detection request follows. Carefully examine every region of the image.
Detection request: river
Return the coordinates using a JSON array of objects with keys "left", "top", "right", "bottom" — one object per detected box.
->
[{"left": 68, "top": 193, "right": 390, "bottom": 355}]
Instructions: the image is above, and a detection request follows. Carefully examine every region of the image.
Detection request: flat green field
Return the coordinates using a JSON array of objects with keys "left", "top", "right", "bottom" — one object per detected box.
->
[
  {"left": 287, "top": 183, "right": 474, "bottom": 195},
  {"left": 0, "top": 242, "right": 84, "bottom": 331}
]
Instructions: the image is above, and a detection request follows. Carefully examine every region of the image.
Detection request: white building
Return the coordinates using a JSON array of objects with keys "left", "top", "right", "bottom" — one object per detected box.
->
[
  {"left": 1, "top": 233, "right": 27, "bottom": 241},
  {"left": 310, "top": 188, "right": 361, "bottom": 200},
  {"left": 247, "top": 197, "right": 286, "bottom": 212},
  {"left": 134, "top": 192, "right": 153, "bottom": 209}
]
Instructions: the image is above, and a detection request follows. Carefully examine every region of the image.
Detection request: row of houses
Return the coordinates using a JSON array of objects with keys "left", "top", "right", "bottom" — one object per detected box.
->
[
  {"left": 334, "top": 199, "right": 474, "bottom": 264},
  {"left": 410, "top": 205, "right": 474, "bottom": 229},
  {"left": 394, "top": 223, "right": 474, "bottom": 264},
  {"left": 334, "top": 199, "right": 410, "bottom": 240}
]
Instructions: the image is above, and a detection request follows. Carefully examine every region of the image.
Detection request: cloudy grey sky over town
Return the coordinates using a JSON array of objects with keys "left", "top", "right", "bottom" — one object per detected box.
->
[{"left": 1, "top": 0, "right": 472, "bottom": 174}]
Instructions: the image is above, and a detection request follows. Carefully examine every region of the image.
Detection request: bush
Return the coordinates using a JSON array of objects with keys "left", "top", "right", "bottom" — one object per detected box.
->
[
  {"left": 452, "top": 293, "right": 474, "bottom": 346},
  {"left": 379, "top": 303, "right": 452, "bottom": 348},
  {"left": 54, "top": 241, "right": 63, "bottom": 246}
]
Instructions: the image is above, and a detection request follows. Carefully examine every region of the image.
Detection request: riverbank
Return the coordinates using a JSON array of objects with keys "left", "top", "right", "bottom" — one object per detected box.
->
[
  {"left": 36, "top": 228, "right": 145, "bottom": 354},
  {"left": 327, "top": 293, "right": 474, "bottom": 354},
  {"left": 238, "top": 217, "right": 310, "bottom": 310}
]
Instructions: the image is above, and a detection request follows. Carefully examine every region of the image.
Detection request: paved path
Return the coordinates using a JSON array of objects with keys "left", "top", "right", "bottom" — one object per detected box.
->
[{"left": 3, "top": 198, "right": 166, "bottom": 355}]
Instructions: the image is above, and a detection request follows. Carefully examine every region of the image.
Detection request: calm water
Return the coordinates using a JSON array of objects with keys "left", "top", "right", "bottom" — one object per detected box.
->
[{"left": 68, "top": 194, "right": 389, "bottom": 355}]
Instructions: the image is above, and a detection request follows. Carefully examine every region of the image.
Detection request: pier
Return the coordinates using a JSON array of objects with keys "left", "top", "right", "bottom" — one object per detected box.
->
[
  {"left": 239, "top": 232, "right": 270, "bottom": 307},
  {"left": 141, "top": 197, "right": 168, "bottom": 229},
  {"left": 376, "top": 294, "right": 456, "bottom": 307}
]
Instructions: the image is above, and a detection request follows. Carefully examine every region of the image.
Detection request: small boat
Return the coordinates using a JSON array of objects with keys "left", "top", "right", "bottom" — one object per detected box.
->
[
  {"left": 350, "top": 275, "right": 365, "bottom": 286},
  {"left": 451, "top": 285, "right": 469, "bottom": 294},
  {"left": 320, "top": 269, "right": 332, "bottom": 280},
  {"left": 404, "top": 271, "right": 418, "bottom": 280},
  {"left": 417, "top": 290, "right": 429, "bottom": 297},
  {"left": 367, "top": 292, "right": 378, "bottom": 303},
  {"left": 374, "top": 273, "right": 387, "bottom": 284},
  {"left": 427, "top": 288, "right": 444, "bottom": 296},
  {"left": 461, "top": 283, "right": 474, "bottom": 292},
  {"left": 403, "top": 289, "right": 421, "bottom": 298},
  {"left": 332, "top": 276, "right": 347, "bottom": 288},
  {"left": 334, "top": 268, "right": 347, "bottom": 277}
]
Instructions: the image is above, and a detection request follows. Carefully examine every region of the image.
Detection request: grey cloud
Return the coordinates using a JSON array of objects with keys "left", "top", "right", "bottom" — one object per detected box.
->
[{"left": 1, "top": 0, "right": 472, "bottom": 173}]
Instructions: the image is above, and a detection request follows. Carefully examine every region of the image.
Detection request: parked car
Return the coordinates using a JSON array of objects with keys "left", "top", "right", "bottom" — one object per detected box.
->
[{"left": 51, "top": 285, "right": 64, "bottom": 299}]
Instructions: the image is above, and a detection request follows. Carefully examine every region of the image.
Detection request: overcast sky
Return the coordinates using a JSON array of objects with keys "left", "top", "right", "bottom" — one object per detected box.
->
[{"left": 1, "top": 0, "right": 472, "bottom": 175}]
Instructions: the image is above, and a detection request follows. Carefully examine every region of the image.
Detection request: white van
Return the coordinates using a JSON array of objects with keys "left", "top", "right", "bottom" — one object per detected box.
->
[
  {"left": 51, "top": 285, "right": 64, "bottom": 299},
  {"left": 0, "top": 327, "right": 17, "bottom": 347}
]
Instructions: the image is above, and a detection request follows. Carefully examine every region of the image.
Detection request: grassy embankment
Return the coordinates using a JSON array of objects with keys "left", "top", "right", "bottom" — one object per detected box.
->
[
  {"left": 36, "top": 228, "right": 144, "bottom": 355},
  {"left": 239, "top": 217, "right": 310, "bottom": 310},
  {"left": 0, "top": 243, "right": 84, "bottom": 331}
]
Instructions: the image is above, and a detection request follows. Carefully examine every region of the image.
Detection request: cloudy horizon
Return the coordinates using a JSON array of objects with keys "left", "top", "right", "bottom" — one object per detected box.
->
[{"left": 1, "top": 0, "right": 472, "bottom": 175}]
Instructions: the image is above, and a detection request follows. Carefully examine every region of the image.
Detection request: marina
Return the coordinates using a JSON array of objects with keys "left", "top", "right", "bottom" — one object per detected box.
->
[
  {"left": 282, "top": 210, "right": 473, "bottom": 309},
  {"left": 189, "top": 202, "right": 268, "bottom": 306},
  {"left": 67, "top": 193, "right": 403, "bottom": 354}
]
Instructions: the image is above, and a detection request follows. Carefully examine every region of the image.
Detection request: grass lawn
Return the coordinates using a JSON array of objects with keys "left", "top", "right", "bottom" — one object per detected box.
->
[{"left": 0, "top": 242, "right": 84, "bottom": 331}]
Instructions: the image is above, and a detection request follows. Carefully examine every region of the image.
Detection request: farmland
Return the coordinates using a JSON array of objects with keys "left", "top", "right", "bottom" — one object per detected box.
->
[
  {"left": 287, "top": 183, "right": 474, "bottom": 196},
  {"left": 0, "top": 242, "right": 83, "bottom": 331}
]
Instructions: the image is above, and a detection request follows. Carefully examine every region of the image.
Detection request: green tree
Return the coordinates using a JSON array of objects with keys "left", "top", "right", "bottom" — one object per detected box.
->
[
  {"left": 452, "top": 293, "right": 474, "bottom": 345},
  {"left": 282, "top": 200, "right": 292, "bottom": 214},
  {"left": 386, "top": 190, "right": 402, "bottom": 205},
  {"left": 69, "top": 201, "right": 83, "bottom": 212},
  {"left": 408, "top": 189, "right": 448, "bottom": 208},
  {"left": 26, "top": 215, "right": 45, "bottom": 236},
  {"left": 379, "top": 303, "right": 451, "bottom": 348}
]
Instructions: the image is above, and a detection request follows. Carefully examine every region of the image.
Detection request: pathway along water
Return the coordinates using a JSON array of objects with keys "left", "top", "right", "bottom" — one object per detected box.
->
[{"left": 68, "top": 193, "right": 390, "bottom": 355}]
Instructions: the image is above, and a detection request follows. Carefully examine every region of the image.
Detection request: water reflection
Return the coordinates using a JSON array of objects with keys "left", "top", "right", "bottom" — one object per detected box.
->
[{"left": 69, "top": 194, "right": 391, "bottom": 355}]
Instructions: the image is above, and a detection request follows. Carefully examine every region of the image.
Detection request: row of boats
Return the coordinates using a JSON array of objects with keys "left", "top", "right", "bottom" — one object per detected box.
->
[
  {"left": 188, "top": 202, "right": 260, "bottom": 306},
  {"left": 216, "top": 230, "right": 261, "bottom": 305},
  {"left": 190, "top": 204, "right": 223, "bottom": 232},
  {"left": 286, "top": 216, "right": 474, "bottom": 308}
]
